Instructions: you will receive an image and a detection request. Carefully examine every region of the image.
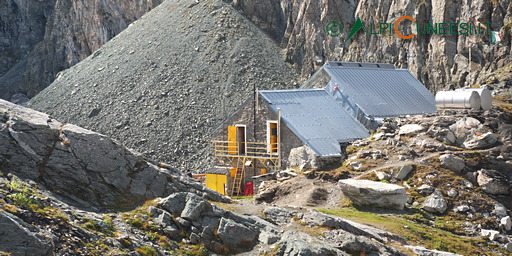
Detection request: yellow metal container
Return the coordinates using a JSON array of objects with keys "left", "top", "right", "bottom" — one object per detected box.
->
[{"left": 205, "top": 173, "right": 227, "bottom": 195}]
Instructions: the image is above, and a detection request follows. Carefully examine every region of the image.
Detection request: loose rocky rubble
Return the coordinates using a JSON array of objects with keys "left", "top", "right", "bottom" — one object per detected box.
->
[{"left": 334, "top": 107, "right": 512, "bottom": 254}]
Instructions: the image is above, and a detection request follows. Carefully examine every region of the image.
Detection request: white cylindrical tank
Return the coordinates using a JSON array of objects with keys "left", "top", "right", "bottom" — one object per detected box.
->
[
  {"left": 435, "top": 90, "right": 481, "bottom": 110},
  {"left": 455, "top": 88, "right": 492, "bottom": 111}
]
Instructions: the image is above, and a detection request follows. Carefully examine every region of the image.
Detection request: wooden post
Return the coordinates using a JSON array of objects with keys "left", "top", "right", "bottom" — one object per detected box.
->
[{"left": 277, "top": 108, "right": 282, "bottom": 169}]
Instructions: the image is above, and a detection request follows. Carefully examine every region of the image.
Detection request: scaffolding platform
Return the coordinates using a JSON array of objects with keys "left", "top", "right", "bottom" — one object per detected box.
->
[{"left": 211, "top": 140, "right": 280, "bottom": 196}]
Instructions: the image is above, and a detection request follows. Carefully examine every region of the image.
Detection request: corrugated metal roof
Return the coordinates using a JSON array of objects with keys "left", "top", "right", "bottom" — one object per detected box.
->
[
  {"left": 205, "top": 168, "right": 229, "bottom": 175},
  {"left": 322, "top": 63, "right": 436, "bottom": 117},
  {"left": 259, "top": 89, "right": 369, "bottom": 157}
]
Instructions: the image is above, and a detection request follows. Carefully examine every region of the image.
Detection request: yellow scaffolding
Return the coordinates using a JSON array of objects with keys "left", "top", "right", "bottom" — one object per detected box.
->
[{"left": 211, "top": 141, "right": 280, "bottom": 196}]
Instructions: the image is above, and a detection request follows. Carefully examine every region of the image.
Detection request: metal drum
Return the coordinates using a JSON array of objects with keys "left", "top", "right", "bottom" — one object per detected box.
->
[
  {"left": 435, "top": 90, "right": 481, "bottom": 110},
  {"left": 455, "top": 88, "right": 492, "bottom": 111}
]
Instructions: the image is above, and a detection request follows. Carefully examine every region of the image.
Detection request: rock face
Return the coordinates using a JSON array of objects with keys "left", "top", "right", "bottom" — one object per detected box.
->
[
  {"left": 0, "top": 211, "right": 53, "bottom": 256},
  {"left": 0, "top": 99, "right": 226, "bottom": 209},
  {"left": 233, "top": 0, "right": 512, "bottom": 91},
  {"left": 0, "top": 0, "right": 162, "bottom": 100},
  {"left": 338, "top": 179, "right": 407, "bottom": 210},
  {"left": 28, "top": 0, "right": 298, "bottom": 170}
]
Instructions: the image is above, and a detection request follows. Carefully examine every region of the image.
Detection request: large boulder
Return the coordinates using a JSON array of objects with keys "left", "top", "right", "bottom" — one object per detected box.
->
[
  {"left": 449, "top": 117, "right": 483, "bottom": 144},
  {"left": 439, "top": 154, "right": 466, "bottom": 173},
  {"left": 217, "top": 218, "right": 259, "bottom": 249},
  {"left": 422, "top": 190, "right": 448, "bottom": 214},
  {"left": 338, "top": 179, "right": 407, "bottom": 210},
  {"left": 477, "top": 169, "right": 510, "bottom": 195},
  {"left": 448, "top": 117, "right": 497, "bottom": 149},
  {"left": 463, "top": 132, "right": 498, "bottom": 149},
  {"left": 0, "top": 211, "right": 53, "bottom": 256},
  {"left": 181, "top": 193, "right": 212, "bottom": 221},
  {"left": 288, "top": 145, "right": 319, "bottom": 169}
]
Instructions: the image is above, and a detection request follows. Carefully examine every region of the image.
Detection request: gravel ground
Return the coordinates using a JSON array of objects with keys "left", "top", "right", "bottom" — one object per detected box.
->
[{"left": 28, "top": 0, "right": 299, "bottom": 170}]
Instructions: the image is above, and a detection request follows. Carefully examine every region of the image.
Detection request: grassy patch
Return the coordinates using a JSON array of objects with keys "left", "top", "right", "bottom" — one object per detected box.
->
[
  {"left": 356, "top": 171, "right": 379, "bottom": 181},
  {"left": 232, "top": 196, "right": 254, "bottom": 200},
  {"left": 210, "top": 201, "right": 235, "bottom": 212},
  {"left": 289, "top": 221, "right": 332, "bottom": 237},
  {"left": 6, "top": 176, "right": 44, "bottom": 210},
  {"left": 318, "top": 208, "right": 502, "bottom": 255},
  {"left": 135, "top": 246, "right": 158, "bottom": 256},
  {"left": 171, "top": 244, "right": 209, "bottom": 256},
  {"left": 120, "top": 199, "right": 160, "bottom": 232}
]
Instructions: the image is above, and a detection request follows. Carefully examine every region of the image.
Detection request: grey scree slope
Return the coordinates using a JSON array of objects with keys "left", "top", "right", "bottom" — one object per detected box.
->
[{"left": 28, "top": 0, "right": 298, "bottom": 170}]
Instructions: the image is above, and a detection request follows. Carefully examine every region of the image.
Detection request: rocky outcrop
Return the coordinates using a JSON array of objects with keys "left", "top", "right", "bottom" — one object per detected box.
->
[
  {"left": 232, "top": 0, "right": 512, "bottom": 91},
  {"left": 322, "top": 229, "right": 405, "bottom": 256},
  {"left": 338, "top": 179, "right": 408, "bottom": 210},
  {"left": 0, "top": 211, "right": 53, "bottom": 256},
  {"left": 0, "top": 99, "right": 227, "bottom": 209},
  {"left": 274, "top": 231, "right": 348, "bottom": 256},
  {"left": 154, "top": 192, "right": 281, "bottom": 253},
  {"left": 28, "top": 0, "right": 298, "bottom": 170},
  {"left": 301, "top": 211, "right": 402, "bottom": 243},
  {"left": 263, "top": 206, "right": 299, "bottom": 225},
  {"left": 449, "top": 117, "right": 498, "bottom": 149},
  {"left": 0, "top": 0, "right": 162, "bottom": 100}
]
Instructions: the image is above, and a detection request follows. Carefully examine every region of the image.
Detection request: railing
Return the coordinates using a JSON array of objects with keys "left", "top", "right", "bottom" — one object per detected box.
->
[{"left": 211, "top": 140, "right": 279, "bottom": 159}]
